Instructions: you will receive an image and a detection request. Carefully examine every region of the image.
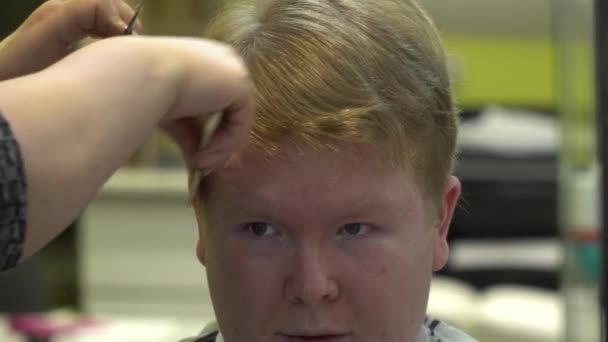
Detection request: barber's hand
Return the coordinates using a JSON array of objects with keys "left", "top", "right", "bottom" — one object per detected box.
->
[
  {"left": 0, "top": 0, "right": 141, "bottom": 80},
  {"left": 156, "top": 38, "right": 255, "bottom": 174}
]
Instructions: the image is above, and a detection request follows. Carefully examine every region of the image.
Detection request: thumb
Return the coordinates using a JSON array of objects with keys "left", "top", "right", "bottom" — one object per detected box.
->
[{"left": 162, "top": 117, "right": 203, "bottom": 165}]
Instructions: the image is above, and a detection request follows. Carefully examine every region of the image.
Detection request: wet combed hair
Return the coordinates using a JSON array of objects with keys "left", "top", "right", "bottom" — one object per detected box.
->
[{"left": 204, "top": 0, "right": 458, "bottom": 202}]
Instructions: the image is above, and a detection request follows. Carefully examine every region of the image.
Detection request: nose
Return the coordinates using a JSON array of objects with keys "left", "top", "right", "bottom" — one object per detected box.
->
[{"left": 283, "top": 246, "right": 340, "bottom": 306}]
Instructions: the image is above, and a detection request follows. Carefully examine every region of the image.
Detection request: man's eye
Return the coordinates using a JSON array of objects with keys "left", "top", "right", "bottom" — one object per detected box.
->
[
  {"left": 245, "top": 222, "right": 276, "bottom": 237},
  {"left": 339, "top": 223, "right": 373, "bottom": 237}
]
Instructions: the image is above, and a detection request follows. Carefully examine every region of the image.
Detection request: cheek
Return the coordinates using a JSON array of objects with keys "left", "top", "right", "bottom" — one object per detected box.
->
[
  {"left": 207, "top": 235, "right": 283, "bottom": 298},
  {"left": 204, "top": 235, "right": 285, "bottom": 323},
  {"left": 342, "top": 237, "right": 434, "bottom": 335},
  {"left": 203, "top": 238, "right": 287, "bottom": 341},
  {"left": 348, "top": 232, "right": 434, "bottom": 282},
  {"left": 349, "top": 243, "right": 432, "bottom": 300}
]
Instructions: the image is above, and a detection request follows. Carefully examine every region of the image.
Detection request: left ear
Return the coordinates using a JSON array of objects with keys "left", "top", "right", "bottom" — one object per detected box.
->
[{"left": 432, "top": 175, "right": 461, "bottom": 271}]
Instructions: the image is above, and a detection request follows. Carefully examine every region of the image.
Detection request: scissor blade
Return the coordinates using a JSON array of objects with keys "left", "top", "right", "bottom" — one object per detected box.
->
[{"left": 123, "top": 0, "right": 145, "bottom": 35}]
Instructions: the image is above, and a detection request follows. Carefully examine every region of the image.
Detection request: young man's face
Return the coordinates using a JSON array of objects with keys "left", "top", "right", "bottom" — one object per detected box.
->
[{"left": 194, "top": 142, "right": 460, "bottom": 342}]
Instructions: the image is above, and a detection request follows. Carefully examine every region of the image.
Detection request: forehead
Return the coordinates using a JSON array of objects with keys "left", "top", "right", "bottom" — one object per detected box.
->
[{"left": 205, "top": 142, "right": 426, "bottom": 212}]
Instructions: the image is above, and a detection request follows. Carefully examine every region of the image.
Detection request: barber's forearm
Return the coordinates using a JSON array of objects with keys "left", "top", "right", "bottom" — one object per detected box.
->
[
  {"left": 39, "top": 37, "right": 182, "bottom": 172},
  {"left": 0, "top": 37, "right": 182, "bottom": 258}
]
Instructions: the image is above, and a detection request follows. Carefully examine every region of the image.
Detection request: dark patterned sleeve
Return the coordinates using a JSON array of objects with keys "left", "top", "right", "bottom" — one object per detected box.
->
[{"left": 0, "top": 111, "right": 27, "bottom": 271}]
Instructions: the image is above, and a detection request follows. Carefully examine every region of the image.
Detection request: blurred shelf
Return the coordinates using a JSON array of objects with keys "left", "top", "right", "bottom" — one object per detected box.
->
[
  {"left": 97, "top": 167, "right": 189, "bottom": 199},
  {"left": 81, "top": 167, "right": 211, "bottom": 321}
]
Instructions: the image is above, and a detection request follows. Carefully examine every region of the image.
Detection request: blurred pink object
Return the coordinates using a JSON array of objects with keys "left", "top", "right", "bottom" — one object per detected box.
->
[{"left": 8, "top": 313, "right": 102, "bottom": 339}]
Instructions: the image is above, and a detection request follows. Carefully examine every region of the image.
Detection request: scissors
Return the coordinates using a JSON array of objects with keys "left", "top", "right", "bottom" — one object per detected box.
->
[{"left": 123, "top": 0, "right": 145, "bottom": 35}]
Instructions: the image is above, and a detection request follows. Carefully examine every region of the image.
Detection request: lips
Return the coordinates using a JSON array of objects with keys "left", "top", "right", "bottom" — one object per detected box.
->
[{"left": 279, "top": 333, "right": 351, "bottom": 341}]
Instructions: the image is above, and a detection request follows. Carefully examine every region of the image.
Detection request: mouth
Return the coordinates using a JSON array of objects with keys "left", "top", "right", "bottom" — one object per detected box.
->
[{"left": 279, "top": 333, "right": 352, "bottom": 341}]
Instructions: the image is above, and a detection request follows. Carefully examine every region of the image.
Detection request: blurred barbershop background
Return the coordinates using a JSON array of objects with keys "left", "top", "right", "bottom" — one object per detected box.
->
[{"left": 0, "top": 0, "right": 605, "bottom": 341}]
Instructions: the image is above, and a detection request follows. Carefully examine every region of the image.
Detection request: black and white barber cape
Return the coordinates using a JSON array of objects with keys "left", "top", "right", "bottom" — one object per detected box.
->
[{"left": 418, "top": 316, "right": 477, "bottom": 342}]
